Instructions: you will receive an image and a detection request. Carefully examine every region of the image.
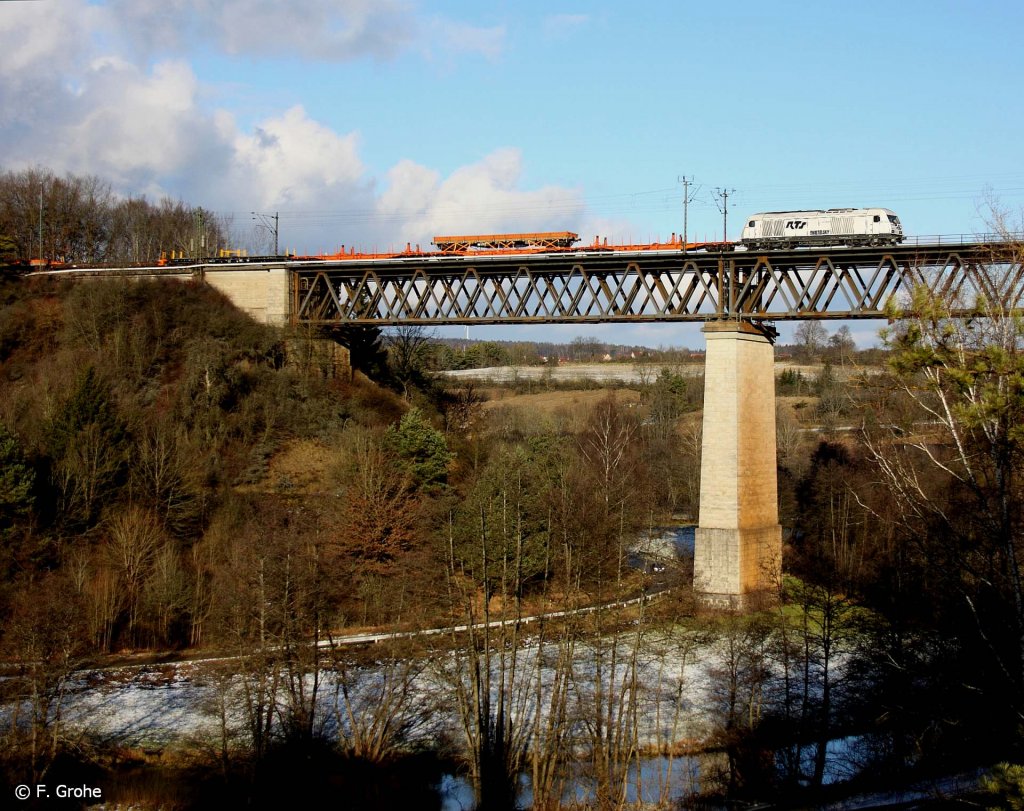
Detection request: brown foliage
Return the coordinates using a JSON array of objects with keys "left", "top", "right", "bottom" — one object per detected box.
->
[
  {"left": 332, "top": 427, "right": 422, "bottom": 577},
  {"left": 0, "top": 167, "right": 231, "bottom": 264}
]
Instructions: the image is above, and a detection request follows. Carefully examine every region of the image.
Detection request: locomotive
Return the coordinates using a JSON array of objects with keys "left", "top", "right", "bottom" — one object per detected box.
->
[{"left": 740, "top": 208, "right": 903, "bottom": 250}]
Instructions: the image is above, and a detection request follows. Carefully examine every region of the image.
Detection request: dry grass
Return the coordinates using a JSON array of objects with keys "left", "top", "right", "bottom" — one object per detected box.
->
[
  {"left": 777, "top": 394, "right": 820, "bottom": 423},
  {"left": 480, "top": 387, "right": 641, "bottom": 415},
  {"left": 480, "top": 387, "right": 644, "bottom": 435},
  {"left": 236, "top": 438, "right": 340, "bottom": 493}
]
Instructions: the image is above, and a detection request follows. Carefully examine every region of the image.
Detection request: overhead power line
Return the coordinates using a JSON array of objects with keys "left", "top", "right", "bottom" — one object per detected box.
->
[{"left": 221, "top": 175, "right": 1024, "bottom": 233}]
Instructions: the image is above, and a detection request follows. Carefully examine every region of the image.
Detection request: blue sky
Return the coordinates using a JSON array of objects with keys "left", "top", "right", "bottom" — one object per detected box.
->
[{"left": 3, "top": 0, "right": 1023, "bottom": 348}]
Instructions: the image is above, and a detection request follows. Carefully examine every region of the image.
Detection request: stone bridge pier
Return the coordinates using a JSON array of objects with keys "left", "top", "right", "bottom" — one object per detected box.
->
[{"left": 694, "top": 322, "right": 782, "bottom": 608}]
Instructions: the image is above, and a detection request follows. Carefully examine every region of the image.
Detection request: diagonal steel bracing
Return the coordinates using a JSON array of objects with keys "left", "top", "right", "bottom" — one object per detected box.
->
[{"left": 290, "top": 242, "right": 1023, "bottom": 325}]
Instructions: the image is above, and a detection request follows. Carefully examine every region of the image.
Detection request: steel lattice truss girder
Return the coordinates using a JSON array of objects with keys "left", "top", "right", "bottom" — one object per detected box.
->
[{"left": 291, "top": 243, "right": 1024, "bottom": 324}]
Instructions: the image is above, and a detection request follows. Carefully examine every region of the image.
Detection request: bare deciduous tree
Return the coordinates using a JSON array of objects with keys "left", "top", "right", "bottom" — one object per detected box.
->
[
  {"left": 0, "top": 573, "right": 87, "bottom": 782},
  {"left": 862, "top": 207, "right": 1024, "bottom": 721},
  {"left": 0, "top": 167, "right": 232, "bottom": 264},
  {"left": 106, "top": 505, "right": 164, "bottom": 647}
]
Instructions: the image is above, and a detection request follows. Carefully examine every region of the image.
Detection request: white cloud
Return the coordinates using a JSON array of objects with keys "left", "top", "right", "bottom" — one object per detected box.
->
[
  {"left": 214, "top": 0, "right": 415, "bottom": 61},
  {"left": 375, "top": 148, "right": 586, "bottom": 246},
  {"left": 0, "top": 0, "right": 93, "bottom": 78},
  {"left": 43, "top": 58, "right": 224, "bottom": 190},
  {"left": 101, "top": 0, "right": 501, "bottom": 63},
  {"left": 0, "top": 0, "right": 95, "bottom": 133},
  {"left": 232, "top": 106, "right": 367, "bottom": 209},
  {"left": 377, "top": 159, "right": 442, "bottom": 221}
]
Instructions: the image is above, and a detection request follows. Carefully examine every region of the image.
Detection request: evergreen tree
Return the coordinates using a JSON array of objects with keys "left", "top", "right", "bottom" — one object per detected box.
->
[
  {"left": 0, "top": 422, "right": 34, "bottom": 528},
  {"left": 384, "top": 408, "right": 452, "bottom": 491},
  {"left": 48, "top": 366, "right": 128, "bottom": 525}
]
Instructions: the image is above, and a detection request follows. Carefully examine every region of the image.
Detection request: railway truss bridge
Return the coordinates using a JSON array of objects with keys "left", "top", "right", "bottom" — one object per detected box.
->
[
  {"left": 46, "top": 239, "right": 1024, "bottom": 606},
  {"left": 292, "top": 241, "right": 1022, "bottom": 326}
]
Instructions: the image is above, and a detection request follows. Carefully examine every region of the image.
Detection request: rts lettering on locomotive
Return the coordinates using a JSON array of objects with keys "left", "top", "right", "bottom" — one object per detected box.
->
[{"left": 741, "top": 208, "right": 903, "bottom": 250}]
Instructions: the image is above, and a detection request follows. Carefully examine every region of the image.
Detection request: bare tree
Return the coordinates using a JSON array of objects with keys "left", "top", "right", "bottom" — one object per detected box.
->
[
  {"left": 333, "top": 426, "right": 421, "bottom": 585},
  {"left": 862, "top": 210, "right": 1024, "bottom": 719},
  {"left": 386, "top": 325, "right": 433, "bottom": 399},
  {"left": 329, "top": 644, "right": 430, "bottom": 763},
  {"left": 827, "top": 325, "right": 856, "bottom": 366},
  {"left": 131, "top": 420, "right": 203, "bottom": 536},
  {"left": 576, "top": 396, "right": 644, "bottom": 587},
  {"left": 775, "top": 403, "right": 806, "bottom": 473},
  {"left": 437, "top": 444, "right": 567, "bottom": 810},
  {"left": 572, "top": 612, "right": 647, "bottom": 810},
  {"left": 105, "top": 505, "right": 164, "bottom": 647},
  {"left": 0, "top": 167, "right": 232, "bottom": 263},
  {"left": 0, "top": 573, "right": 88, "bottom": 782},
  {"left": 704, "top": 614, "right": 774, "bottom": 798},
  {"left": 794, "top": 321, "right": 829, "bottom": 362}
]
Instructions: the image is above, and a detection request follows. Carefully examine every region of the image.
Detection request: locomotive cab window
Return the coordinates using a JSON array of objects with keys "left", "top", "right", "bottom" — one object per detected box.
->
[
  {"left": 873, "top": 215, "right": 881, "bottom": 222},
  {"left": 748, "top": 220, "right": 756, "bottom": 228},
  {"left": 888, "top": 215, "right": 900, "bottom": 224}
]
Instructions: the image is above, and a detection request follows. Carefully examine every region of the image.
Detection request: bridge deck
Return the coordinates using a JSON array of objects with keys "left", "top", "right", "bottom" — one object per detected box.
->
[
  {"left": 290, "top": 242, "right": 1022, "bottom": 324},
  {"left": 32, "top": 241, "right": 1023, "bottom": 324}
]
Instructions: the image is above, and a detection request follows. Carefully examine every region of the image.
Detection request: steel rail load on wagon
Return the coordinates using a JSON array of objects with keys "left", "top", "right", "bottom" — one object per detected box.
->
[{"left": 432, "top": 231, "right": 580, "bottom": 252}]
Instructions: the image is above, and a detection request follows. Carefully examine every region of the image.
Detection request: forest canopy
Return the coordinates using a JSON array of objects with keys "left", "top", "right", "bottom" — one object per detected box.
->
[{"left": 0, "top": 167, "right": 230, "bottom": 265}]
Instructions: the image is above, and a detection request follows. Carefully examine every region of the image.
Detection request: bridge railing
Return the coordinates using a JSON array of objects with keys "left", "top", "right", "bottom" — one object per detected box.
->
[{"left": 901, "top": 232, "right": 1024, "bottom": 247}]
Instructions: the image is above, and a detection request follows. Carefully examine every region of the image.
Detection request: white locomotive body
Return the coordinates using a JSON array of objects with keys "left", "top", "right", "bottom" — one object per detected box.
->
[{"left": 740, "top": 208, "right": 903, "bottom": 249}]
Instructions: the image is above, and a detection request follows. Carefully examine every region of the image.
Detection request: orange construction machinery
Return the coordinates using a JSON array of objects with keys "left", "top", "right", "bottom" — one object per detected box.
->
[{"left": 432, "top": 231, "right": 579, "bottom": 252}]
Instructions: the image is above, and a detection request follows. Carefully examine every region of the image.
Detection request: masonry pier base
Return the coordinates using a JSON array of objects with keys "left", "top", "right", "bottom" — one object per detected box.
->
[{"left": 694, "top": 321, "right": 782, "bottom": 608}]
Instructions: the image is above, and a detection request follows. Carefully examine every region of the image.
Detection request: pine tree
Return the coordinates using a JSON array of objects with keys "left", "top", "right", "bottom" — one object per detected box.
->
[{"left": 0, "top": 422, "right": 34, "bottom": 527}]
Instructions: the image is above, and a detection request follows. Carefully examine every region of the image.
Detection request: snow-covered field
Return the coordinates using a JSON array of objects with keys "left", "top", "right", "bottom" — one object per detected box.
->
[
  {"left": 57, "top": 629, "right": 718, "bottom": 752},
  {"left": 0, "top": 613, "right": 917, "bottom": 810},
  {"left": 61, "top": 662, "right": 223, "bottom": 748}
]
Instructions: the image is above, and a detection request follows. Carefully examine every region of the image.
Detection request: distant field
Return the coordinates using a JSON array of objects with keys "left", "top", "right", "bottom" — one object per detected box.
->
[
  {"left": 441, "top": 363, "right": 701, "bottom": 384},
  {"left": 441, "top": 361, "right": 868, "bottom": 384}
]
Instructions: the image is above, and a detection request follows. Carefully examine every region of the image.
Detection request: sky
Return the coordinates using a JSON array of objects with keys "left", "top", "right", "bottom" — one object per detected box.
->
[{"left": 3, "top": 0, "right": 1024, "bottom": 348}]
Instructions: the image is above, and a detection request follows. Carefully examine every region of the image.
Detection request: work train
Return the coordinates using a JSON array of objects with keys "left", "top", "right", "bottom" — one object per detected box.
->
[
  {"left": 432, "top": 208, "right": 905, "bottom": 255},
  {"left": 25, "top": 208, "right": 902, "bottom": 268},
  {"left": 739, "top": 208, "right": 904, "bottom": 250}
]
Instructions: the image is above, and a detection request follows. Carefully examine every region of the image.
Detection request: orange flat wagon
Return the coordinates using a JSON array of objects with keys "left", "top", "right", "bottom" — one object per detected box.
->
[{"left": 432, "top": 231, "right": 579, "bottom": 252}]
